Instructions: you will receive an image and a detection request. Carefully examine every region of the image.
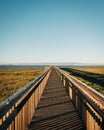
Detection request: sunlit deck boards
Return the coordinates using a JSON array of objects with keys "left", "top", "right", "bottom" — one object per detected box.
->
[{"left": 28, "top": 67, "right": 85, "bottom": 130}]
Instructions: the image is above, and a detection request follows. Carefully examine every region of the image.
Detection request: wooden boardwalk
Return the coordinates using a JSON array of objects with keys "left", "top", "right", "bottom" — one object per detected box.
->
[{"left": 28, "top": 67, "right": 85, "bottom": 130}]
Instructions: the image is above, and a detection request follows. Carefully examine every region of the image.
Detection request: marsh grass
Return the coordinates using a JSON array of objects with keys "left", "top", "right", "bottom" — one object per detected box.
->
[
  {"left": 0, "top": 68, "right": 44, "bottom": 103},
  {"left": 73, "top": 67, "right": 104, "bottom": 94},
  {"left": 74, "top": 76, "right": 104, "bottom": 95},
  {"left": 61, "top": 67, "right": 104, "bottom": 95},
  {"left": 76, "top": 67, "right": 104, "bottom": 74}
]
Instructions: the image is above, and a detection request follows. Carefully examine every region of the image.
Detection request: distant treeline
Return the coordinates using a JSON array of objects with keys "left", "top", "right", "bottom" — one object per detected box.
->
[{"left": 61, "top": 68, "right": 104, "bottom": 86}]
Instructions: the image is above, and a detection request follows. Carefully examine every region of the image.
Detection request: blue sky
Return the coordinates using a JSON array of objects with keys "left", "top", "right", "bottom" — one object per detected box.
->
[{"left": 0, "top": 0, "right": 104, "bottom": 64}]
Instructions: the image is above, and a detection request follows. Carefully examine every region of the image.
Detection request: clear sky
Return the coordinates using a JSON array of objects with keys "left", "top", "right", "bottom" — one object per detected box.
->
[{"left": 0, "top": 0, "right": 104, "bottom": 65}]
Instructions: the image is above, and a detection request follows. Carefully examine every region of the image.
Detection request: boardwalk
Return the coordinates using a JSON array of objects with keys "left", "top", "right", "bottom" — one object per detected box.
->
[{"left": 28, "top": 67, "right": 85, "bottom": 130}]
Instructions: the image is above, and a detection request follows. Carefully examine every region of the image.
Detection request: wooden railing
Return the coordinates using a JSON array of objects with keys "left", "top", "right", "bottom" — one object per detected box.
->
[
  {"left": 56, "top": 67, "right": 104, "bottom": 130},
  {"left": 0, "top": 67, "right": 51, "bottom": 130}
]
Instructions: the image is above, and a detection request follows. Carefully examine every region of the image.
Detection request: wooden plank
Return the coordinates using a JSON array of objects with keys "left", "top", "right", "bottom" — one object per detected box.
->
[{"left": 28, "top": 67, "right": 85, "bottom": 130}]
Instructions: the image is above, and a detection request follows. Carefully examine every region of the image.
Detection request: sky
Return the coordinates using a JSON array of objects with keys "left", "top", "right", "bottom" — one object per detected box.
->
[{"left": 0, "top": 0, "right": 104, "bottom": 65}]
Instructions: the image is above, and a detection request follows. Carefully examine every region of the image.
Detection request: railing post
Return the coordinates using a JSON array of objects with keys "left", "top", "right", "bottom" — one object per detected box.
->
[
  {"left": 55, "top": 67, "right": 104, "bottom": 130},
  {"left": 0, "top": 68, "right": 51, "bottom": 130},
  {"left": 102, "top": 118, "right": 104, "bottom": 130}
]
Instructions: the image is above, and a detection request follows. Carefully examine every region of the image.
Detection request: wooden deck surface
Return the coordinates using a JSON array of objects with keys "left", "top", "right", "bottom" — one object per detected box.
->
[{"left": 28, "top": 67, "right": 85, "bottom": 130}]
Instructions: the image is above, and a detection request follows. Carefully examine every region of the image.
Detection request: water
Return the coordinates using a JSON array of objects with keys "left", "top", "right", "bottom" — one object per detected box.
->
[
  {"left": 0, "top": 65, "right": 46, "bottom": 70},
  {"left": 0, "top": 65, "right": 89, "bottom": 70}
]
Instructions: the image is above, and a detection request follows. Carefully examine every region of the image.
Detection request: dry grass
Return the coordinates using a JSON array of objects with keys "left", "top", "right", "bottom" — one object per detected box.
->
[
  {"left": 61, "top": 67, "right": 104, "bottom": 95},
  {"left": 74, "top": 67, "right": 104, "bottom": 94},
  {"left": 0, "top": 68, "right": 44, "bottom": 103},
  {"left": 76, "top": 67, "right": 104, "bottom": 74},
  {"left": 74, "top": 76, "right": 104, "bottom": 95}
]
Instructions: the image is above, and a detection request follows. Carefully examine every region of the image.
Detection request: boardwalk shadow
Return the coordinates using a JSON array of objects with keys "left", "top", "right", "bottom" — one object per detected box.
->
[
  {"left": 28, "top": 111, "right": 85, "bottom": 130},
  {"left": 28, "top": 67, "right": 85, "bottom": 130}
]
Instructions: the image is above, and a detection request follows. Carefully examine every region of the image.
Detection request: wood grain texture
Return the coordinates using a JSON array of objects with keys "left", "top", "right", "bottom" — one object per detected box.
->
[{"left": 28, "top": 67, "right": 85, "bottom": 130}]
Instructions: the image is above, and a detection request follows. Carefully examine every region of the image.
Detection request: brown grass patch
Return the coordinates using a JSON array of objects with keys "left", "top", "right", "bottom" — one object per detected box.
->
[
  {"left": 76, "top": 67, "right": 104, "bottom": 74},
  {"left": 0, "top": 68, "right": 44, "bottom": 103}
]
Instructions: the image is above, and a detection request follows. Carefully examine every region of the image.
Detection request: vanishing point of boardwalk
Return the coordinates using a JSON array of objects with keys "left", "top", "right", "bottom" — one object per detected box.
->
[
  {"left": 0, "top": 67, "right": 103, "bottom": 130},
  {"left": 28, "top": 67, "right": 85, "bottom": 130}
]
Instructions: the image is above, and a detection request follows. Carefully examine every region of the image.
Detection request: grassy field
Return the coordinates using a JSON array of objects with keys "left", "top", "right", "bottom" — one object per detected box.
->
[
  {"left": 76, "top": 67, "right": 104, "bottom": 74},
  {"left": 61, "top": 67, "right": 104, "bottom": 95},
  {"left": 0, "top": 68, "right": 44, "bottom": 103},
  {"left": 74, "top": 76, "right": 104, "bottom": 94},
  {"left": 75, "top": 67, "right": 104, "bottom": 94}
]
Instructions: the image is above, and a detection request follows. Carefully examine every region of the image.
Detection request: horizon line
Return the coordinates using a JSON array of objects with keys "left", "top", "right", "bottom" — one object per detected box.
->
[{"left": 0, "top": 62, "right": 104, "bottom": 66}]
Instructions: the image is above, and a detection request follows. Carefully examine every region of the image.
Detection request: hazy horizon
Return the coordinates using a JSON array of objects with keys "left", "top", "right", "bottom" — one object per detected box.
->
[
  {"left": 0, "top": 0, "right": 104, "bottom": 64},
  {"left": 0, "top": 62, "right": 104, "bottom": 66}
]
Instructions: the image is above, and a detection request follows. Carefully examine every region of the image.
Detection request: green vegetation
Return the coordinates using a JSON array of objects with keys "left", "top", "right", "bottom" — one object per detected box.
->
[
  {"left": 0, "top": 68, "right": 44, "bottom": 103},
  {"left": 61, "top": 68, "right": 104, "bottom": 95},
  {"left": 74, "top": 76, "right": 104, "bottom": 94}
]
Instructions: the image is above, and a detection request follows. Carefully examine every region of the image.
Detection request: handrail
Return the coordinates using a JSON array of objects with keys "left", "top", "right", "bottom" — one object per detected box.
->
[
  {"left": 59, "top": 69, "right": 104, "bottom": 108},
  {"left": 0, "top": 67, "right": 51, "bottom": 130},
  {"left": 55, "top": 67, "right": 104, "bottom": 130}
]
